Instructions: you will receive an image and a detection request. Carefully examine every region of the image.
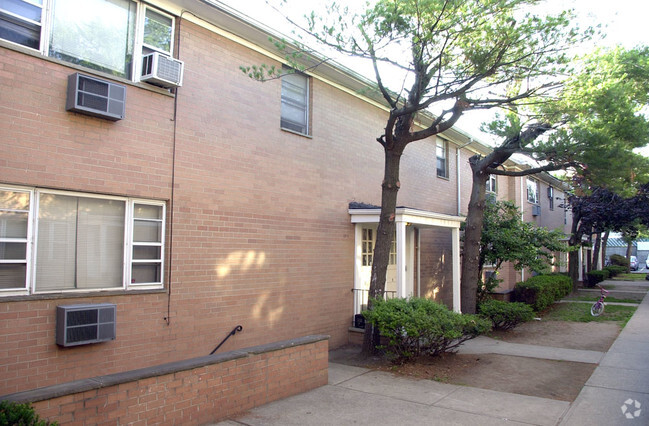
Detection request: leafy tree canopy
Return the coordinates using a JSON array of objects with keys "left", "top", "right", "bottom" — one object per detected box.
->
[{"left": 476, "top": 200, "right": 568, "bottom": 272}]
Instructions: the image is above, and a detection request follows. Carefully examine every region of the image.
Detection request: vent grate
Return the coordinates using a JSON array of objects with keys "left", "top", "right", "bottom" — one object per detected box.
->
[
  {"left": 141, "top": 52, "right": 184, "bottom": 88},
  {"left": 66, "top": 73, "right": 126, "bottom": 121},
  {"left": 56, "top": 304, "right": 116, "bottom": 347}
]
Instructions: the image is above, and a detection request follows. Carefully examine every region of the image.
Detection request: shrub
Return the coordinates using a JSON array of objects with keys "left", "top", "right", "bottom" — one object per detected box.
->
[
  {"left": 610, "top": 254, "right": 629, "bottom": 268},
  {"left": 478, "top": 300, "right": 535, "bottom": 330},
  {"left": 513, "top": 274, "right": 572, "bottom": 312},
  {"left": 586, "top": 269, "right": 610, "bottom": 287},
  {"left": 604, "top": 265, "right": 626, "bottom": 277},
  {"left": 363, "top": 298, "right": 491, "bottom": 363},
  {"left": 0, "top": 400, "right": 57, "bottom": 426}
]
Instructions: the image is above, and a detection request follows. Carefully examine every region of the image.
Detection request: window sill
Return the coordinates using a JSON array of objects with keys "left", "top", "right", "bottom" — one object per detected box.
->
[
  {"left": 436, "top": 175, "right": 450, "bottom": 181},
  {"left": 0, "top": 288, "right": 167, "bottom": 303},
  {"left": 281, "top": 127, "right": 313, "bottom": 139}
]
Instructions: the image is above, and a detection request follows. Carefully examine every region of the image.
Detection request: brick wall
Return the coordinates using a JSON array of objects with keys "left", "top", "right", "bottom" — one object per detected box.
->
[
  {"left": 3, "top": 336, "right": 328, "bottom": 425},
  {"left": 0, "top": 10, "right": 491, "bottom": 398}
]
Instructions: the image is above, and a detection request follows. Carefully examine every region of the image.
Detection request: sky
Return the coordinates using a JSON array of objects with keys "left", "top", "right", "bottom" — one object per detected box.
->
[{"left": 217, "top": 0, "right": 649, "bottom": 150}]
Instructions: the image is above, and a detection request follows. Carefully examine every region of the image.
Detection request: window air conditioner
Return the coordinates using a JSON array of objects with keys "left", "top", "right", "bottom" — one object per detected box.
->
[
  {"left": 56, "top": 303, "right": 116, "bottom": 347},
  {"left": 532, "top": 205, "right": 541, "bottom": 216},
  {"left": 66, "top": 73, "right": 126, "bottom": 121},
  {"left": 141, "top": 52, "right": 184, "bottom": 88}
]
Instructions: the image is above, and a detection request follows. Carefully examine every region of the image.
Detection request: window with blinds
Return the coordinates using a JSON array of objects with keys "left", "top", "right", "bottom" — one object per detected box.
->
[
  {"left": 0, "top": 186, "right": 165, "bottom": 295},
  {"left": 281, "top": 70, "right": 310, "bottom": 135}
]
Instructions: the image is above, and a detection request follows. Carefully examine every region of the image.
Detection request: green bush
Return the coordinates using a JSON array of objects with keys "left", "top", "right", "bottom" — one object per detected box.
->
[
  {"left": 610, "top": 254, "right": 629, "bottom": 268},
  {"left": 513, "top": 274, "right": 572, "bottom": 312},
  {"left": 0, "top": 400, "right": 57, "bottom": 426},
  {"left": 586, "top": 269, "right": 610, "bottom": 287},
  {"left": 604, "top": 265, "right": 626, "bottom": 277},
  {"left": 478, "top": 300, "right": 535, "bottom": 330},
  {"left": 363, "top": 298, "right": 491, "bottom": 363}
]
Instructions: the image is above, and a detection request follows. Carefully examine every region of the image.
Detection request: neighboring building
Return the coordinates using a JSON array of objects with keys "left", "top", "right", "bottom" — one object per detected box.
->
[
  {"left": 481, "top": 162, "right": 573, "bottom": 295},
  {"left": 606, "top": 238, "right": 649, "bottom": 268},
  {"left": 0, "top": 0, "right": 577, "bottom": 421}
]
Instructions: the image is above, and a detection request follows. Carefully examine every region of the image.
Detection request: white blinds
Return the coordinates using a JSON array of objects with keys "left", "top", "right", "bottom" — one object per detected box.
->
[{"left": 36, "top": 194, "right": 125, "bottom": 290}]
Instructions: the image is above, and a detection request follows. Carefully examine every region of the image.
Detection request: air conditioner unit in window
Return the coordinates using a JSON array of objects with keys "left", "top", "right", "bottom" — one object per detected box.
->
[
  {"left": 56, "top": 303, "right": 116, "bottom": 347},
  {"left": 141, "top": 52, "right": 184, "bottom": 88},
  {"left": 532, "top": 205, "right": 541, "bottom": 216},
  {"left": 66, "top": 73, "right": 126, "bottom": 121}
]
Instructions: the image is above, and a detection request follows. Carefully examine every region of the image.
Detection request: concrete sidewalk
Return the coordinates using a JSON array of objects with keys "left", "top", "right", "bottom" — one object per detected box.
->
[
  {"left": 215, "top": 288, "right": 648, "bottom": 426},
  {"left": 559, "top": 288, "right": 649, "bottom": 425}
]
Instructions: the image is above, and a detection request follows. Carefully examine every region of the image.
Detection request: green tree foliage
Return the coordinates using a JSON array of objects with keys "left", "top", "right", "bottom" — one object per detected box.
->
[
  {"left": 244, "top": 0, "right": 584, "bottom": 350},
  {"left": 471, "top": 200, "right": 568, "bottom": 303},
  {"left": 462, "top": 46, "right": 649, "bottom": 304},
  {"left": 304, "top": 0, "right": 581, "bottom": 352}
]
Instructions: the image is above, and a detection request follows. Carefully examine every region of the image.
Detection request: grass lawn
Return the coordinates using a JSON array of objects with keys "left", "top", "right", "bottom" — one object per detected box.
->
[
  {"left": 563, "top": 295, "right": 640, "bottom": 304},
  {"left": 543, "top": 302, "right": 637, "bottom": 326},
  {"left": 612, "top": 273, "right": 648, "bottom": 281}
]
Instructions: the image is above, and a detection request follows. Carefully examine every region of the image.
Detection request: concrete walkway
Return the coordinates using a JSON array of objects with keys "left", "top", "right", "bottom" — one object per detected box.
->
[{"left": 215, "top": 287, "right": 648, "bottom": 426}]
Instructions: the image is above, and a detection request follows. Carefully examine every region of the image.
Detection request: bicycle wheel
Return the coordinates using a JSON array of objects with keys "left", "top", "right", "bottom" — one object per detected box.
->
[{"left": 591, "top": 301, "right": 604, "bottom": 317}]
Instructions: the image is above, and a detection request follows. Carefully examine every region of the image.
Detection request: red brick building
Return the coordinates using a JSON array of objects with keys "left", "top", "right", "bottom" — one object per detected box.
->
[{"left": 0, "top": 0, "right": 573, "bottom": 422}]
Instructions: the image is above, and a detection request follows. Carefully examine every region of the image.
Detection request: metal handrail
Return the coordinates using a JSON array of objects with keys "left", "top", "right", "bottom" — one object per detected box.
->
[{"left": 210, "top": 325, "right": 243, "bottom": 355}]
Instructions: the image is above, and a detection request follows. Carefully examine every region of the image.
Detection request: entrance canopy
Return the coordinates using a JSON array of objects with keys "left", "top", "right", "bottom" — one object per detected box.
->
[{"left": 349, "top": 205, "right": 465, "bottom": 313}]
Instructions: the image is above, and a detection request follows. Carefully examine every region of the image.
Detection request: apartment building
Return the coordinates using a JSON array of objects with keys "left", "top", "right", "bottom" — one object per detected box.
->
[{"left": 0, "top": 0, "right": 574, "bottom": 422}]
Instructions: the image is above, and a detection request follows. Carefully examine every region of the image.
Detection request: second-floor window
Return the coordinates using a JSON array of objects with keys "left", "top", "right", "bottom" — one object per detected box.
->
[
  {"left": 1, "top": 0, "right": 175, "bottom": 80},
  {"left": 527, "top": 178, "right": 539, "bottom": 204},
  {"left": 281, "top": 69, "right": 310, "bottom": 135},
  {"left": 486, "top": 175, "right": 497, "bottom": 193},
  {"left": 548, "top": 186, "right": 554, "bottom": 210},
  {"left": 436, "top": 139, "right": 448, "bottom": 178}
]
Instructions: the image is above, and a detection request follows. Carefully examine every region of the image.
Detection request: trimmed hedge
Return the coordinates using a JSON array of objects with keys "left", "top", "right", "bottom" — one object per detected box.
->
[
  {"left": 604, "top": 265, "right": 626, "bottom": 277},
  {"left": 513, "top": 274, "right": 572, "bottom": 312},
  {"left": 0, "top": 400, "right": 57, "bottom": 425},
  {"left": 586, "top": 269, "right": 610, "bottom": 287},
  {"left": 478, "top": 300, "right": 535, "bottom": 330},
  {"left": 610, "top": 254, "right": 629, "bottom": 268},
  {"left": 363, "top": 297, "right": 491, "bottom": 363}
]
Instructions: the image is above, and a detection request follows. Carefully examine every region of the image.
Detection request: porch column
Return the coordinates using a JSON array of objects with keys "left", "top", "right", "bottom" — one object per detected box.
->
[
  {"left": 396, "top": 220, "right": 407, "bottom": 299},
  {"left": 353, "top": 224, "right": 363, "bottom": 316},
  {"left": 452, "top": 227, "right": 461, "bottom": 313}
]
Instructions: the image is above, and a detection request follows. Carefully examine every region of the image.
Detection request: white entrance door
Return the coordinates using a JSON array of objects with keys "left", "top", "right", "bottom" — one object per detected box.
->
[{"left": 359, "top": 226, "right": 397, "bottom": 311}]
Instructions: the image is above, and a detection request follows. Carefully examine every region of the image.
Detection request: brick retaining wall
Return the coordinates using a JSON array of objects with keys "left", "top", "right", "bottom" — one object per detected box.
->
[{"left": 1, "top": 335, "right": 329, "bottom": 425}]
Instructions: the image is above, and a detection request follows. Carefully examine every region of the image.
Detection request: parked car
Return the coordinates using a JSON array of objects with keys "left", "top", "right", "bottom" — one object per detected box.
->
[
  {"left": 646, "top": 257, "right": 649, "bottom": 269},
  {"left": 630, "top": 256, "right": 638, "bottom": 271}
]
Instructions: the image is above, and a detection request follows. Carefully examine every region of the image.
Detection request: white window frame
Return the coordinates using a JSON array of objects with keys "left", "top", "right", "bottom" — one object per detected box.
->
[
  {"left": 0, "top": 185, "right": 165, "bottom": 296},
  {"left": 280, "top": 69, "right": 310, "bottom": 136},
  {"left": 526, "top": 178, "right": 539, "bottom": 204},
  {"left": 486, "top": 174, "right": 497, "bottom": 193},
  {"left": 0, "top": 185, "right": 34, "bottom": 296},
  {"left": 436, "top": 138, "right": 448, "bottom": 178},
  {"left": 361, "top": 226, "right": 396, "bottom": 266},
  {"left": 129, "top": 199, "right": 166, "bottom": 287},
  {"left": 1, "top": 0, "right": 176, "bottom": 83},
  {"left": 548, "top": 186, "right": 554, "bottom": 211},
  {"left": 0, "top": 0, "right": 45, "bottom": 50}
]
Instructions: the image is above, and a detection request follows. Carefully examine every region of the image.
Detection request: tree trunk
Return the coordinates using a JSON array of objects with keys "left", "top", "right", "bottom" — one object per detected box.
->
[
  {"left": 568, "top": 210, "right": 582, "bottom": 291},
  {"left": 601, "top": 230, "right": 609, "bottom": 267},
  {"left": 591, "top": 232, "right": 601, "bottom": 270},
  {"left": 362, "top": 148, "right": 402, "bottom": 355},
  {"left": 460, "top": 162, "right": 489, "bottom": 314},
  {"left": 625, "top": 241, "right": 633, "bottom": 273}
]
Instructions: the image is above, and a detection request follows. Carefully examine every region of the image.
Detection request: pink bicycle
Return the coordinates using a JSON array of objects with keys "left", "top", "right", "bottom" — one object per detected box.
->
[{"left": 591, "top": 285, "right": 609, "bottom": 316}]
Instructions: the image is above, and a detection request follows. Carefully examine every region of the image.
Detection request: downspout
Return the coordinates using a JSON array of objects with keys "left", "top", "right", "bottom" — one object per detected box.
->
[
  {"left": 164, "top": 14, "right": 184, "bottom": 326},
  {"left": 456, "top": 146, "right": 461, "bottom": 216},
  {"left": 417, "top": 229, "right": 421, "bottom": 298},
  {"left": 520, "top": 176, "right": 525, "bottom": 282}
]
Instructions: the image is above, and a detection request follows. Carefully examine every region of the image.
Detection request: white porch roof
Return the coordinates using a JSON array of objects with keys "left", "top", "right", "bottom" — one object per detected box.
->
[{"left": 349, "top": 206, "right": 464, "bottom": 313}]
